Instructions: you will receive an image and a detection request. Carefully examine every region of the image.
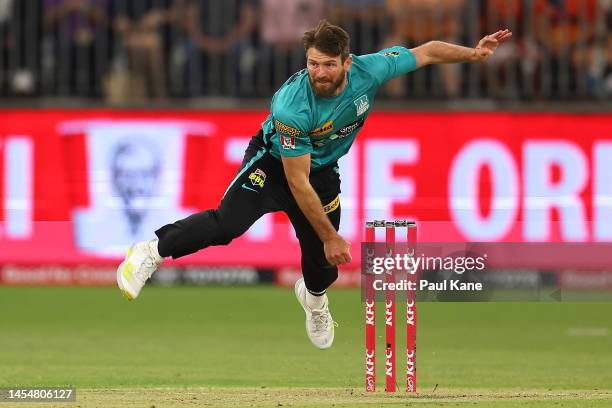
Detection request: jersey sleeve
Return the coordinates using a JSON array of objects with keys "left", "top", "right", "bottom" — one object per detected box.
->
[
  {"left": 272, "top": 107, "right": 312, "bottom": 157},
  {"left": 357, "top": 46, "right": 417, "bottom": 85}
]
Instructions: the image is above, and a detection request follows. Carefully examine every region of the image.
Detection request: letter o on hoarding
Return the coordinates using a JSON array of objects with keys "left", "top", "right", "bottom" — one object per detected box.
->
[{"left": 449, "top": 140, "right": 518, "bottom": 240}]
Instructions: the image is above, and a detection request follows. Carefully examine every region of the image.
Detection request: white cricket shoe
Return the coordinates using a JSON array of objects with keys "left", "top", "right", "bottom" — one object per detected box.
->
[
  {"left": 295, "top": 278, "right": 336, "bottom": 349},
  {"left": 117, "top": 239, "right": 162, "bottom": 301}
]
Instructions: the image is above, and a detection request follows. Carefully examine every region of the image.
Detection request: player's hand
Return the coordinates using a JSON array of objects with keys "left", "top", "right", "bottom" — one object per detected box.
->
[
  {"left": 324, "top": 234, "right": 352, "bottom": 266},
  {"left": 473, "top": 29, "right": 513, "bottom": 61}
]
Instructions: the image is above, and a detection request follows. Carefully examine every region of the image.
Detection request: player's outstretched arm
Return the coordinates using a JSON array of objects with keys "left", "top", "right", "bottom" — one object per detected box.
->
[
  {"left": 281, "top": 154, "right": 352, "bottom": 266},
  {"left": 410, "top": 29, "right": 512, "bottom": 68}
]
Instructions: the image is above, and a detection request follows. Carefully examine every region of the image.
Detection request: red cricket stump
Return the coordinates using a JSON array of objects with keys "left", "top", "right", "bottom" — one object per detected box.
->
[
  {"left": 364, "top": 222, "right": 376, "bottom": 392},
  {"left": 365, "top": 220, "right": 417, "bottom": 393},
  {"left": 406, "top": 222, "right": 417, "bottom": 393},
  {"left": 385, "top": 222, "right": 396, "bottom": 392}
]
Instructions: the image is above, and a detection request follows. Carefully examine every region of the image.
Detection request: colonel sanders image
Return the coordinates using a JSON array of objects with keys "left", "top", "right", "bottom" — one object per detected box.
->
[
  {"left": 111, "top": 140, "right": 161, "bottom": 236},
  {"left": 70, "top": 121, "right": 196, "bottom": 256}
]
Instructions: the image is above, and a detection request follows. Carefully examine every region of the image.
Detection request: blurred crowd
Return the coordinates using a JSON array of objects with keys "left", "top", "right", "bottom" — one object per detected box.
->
[{"left": 0, "top": 0, "right": 610, "bottom": 103}]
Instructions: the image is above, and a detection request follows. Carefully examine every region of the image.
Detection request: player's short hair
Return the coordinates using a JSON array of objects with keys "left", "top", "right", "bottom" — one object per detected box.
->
[{"left": 302, "top": 20, "right": 350, "bottom": 61}]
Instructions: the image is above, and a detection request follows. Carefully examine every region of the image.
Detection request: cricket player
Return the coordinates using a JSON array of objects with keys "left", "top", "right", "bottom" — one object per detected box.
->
[{"left": 117, "top": 20, "right": 511, "bottom": 349}]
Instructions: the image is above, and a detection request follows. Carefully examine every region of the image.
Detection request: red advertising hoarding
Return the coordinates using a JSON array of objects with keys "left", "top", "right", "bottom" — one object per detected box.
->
[{"left": 0, "top": 110, "right": 610, "bottom": 271}]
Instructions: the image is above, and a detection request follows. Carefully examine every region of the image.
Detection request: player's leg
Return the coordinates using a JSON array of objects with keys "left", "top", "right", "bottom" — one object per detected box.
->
[
  {"left": 290, "top": 194, "right": 341, "bottom": 293},
  {"left": 155, "top": 149, "right": 270, "bottom": 259},
  {"left": 117, "top": 134, "right": 280, "bottom": 300},
  {"left": 288, "top": 184, "right": 342, "bottom": 349}
]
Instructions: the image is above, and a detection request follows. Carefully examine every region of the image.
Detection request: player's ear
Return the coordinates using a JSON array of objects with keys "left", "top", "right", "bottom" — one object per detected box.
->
[{"left": 344, "top": 55, "right": 353, "bottom": 71}]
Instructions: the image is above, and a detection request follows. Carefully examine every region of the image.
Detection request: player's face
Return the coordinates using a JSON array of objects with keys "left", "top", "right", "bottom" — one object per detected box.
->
[{"left": 306, "top": 47, "right": 352, "bottom": 98}]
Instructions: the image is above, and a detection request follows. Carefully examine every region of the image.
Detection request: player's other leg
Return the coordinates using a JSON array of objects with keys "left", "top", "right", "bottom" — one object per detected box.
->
[
  {"left": 118, "top": 132, "right": 277, "bottom": 300},
  {"left": 287, "top": 169, "right": 341, "bottom": 349}
]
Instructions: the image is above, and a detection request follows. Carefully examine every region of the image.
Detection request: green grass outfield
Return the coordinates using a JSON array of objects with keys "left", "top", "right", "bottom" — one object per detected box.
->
[{"left": 0, "top": 286, "right": 611, "bottom": 407}]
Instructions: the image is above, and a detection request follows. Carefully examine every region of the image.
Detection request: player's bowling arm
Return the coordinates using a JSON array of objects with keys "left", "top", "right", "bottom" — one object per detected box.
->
[
  {"left": 410, "top": 29, "right": 512, "bottom": 67},
  {"left": 281, "top": 154, "right": 351, "bottom": 265},
  {"left": 410, "top": 41, "right": 479, "bottom": 67}
]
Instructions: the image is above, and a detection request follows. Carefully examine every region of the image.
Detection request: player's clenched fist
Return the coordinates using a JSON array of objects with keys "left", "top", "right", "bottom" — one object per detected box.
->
[{"left": 324, "top": 234, "right": 352, "bottom": 265}]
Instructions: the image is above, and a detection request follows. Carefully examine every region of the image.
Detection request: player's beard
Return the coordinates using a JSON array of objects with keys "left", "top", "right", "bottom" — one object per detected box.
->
[{"left": 309, "top": 69, "right": 346, "bottom": 98}]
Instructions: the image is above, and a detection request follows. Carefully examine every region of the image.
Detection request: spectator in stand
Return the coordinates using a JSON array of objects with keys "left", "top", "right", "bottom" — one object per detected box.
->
[
  {"left": 0, "top": 0, "right": 10, "bottom": 32},
  {"left": 112, "top": 0, "right": 168, "bottom": 101},
  {"left": 483, "top": 0, "right": 541, "bottom": 99},
  {"left": 188, "top": 0, "right": 258, "bottom": 96},
  {"left": 43, "top": 0, "right": 107, "bottom": 96},
  {"left": 383, "top": 0, "right": 466, "bottom": 98},
  {"left": 0, "top": 0, "right": 14, "bottom": 94},
  {"left": 327, "top": 0, "right": 386, "bottom": 55},
  {"left": 601, "top": 31, "right": 612, "bottom": 98},
  {"left": 535, "top": 0, "right": 598, "bottom": 97},
  {"left": 571, "top": 0, "right": 611, "bottom": 99},
  {"left": 166, "top": 0, "right": 202, "bottom": 96},
  {"left": 258, "top": 0, "right": 325, "bottom": 92}
]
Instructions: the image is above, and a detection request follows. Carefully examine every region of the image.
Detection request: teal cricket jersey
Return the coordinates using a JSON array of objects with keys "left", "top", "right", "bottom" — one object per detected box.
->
[{"left": 261, "top": 46, "right": 418, "bottom": 169}]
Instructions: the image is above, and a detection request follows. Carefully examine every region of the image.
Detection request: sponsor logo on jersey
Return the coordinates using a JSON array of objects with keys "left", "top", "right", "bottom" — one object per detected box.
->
[
  {"left": 274, "top": 119, "right": 301, "bottom": 137},
  {"left": 280, "top": 134, "right": 296, "bottom": 150},
  {"left": 354, "top": 95, "right": 370, "bottom": 116},
  {"left": 311, "top": 118, "right": 365, "bottom": 148},
  {"left": 309, "top": 121, "right": 334, "bottom": 137},
  {"left": 383, "top": 51, "right": 400, "bottom": 57},
  {"left": 248, "top": 168, "right": 266, "bottom": 188},
  {"left": 337, "top": 118, "right": 365, "bottom": 137}
]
